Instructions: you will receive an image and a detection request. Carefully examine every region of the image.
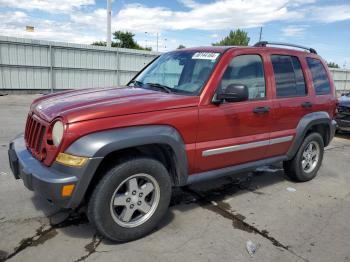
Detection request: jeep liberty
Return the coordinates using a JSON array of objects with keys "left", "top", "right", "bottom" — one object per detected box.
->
[{"left": 8, "top": 41, "right": 337, "bottom": 242}]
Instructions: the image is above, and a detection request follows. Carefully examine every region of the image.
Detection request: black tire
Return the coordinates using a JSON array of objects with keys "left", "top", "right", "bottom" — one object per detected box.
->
[
  {"left": 88, "top": 158, "right": 172, "bottom": 242},
  {"left": 283, "top": 132, "right": 324, "bottom": 182}
]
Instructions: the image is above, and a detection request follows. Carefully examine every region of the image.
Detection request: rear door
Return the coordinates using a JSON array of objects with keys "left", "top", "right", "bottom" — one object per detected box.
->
[
  {"left": 266, "top": 53, "right": 312, "bottom": 157},
  {"left": 195, "top": 51, "right": 273, "bottom": 173},
  {"left": 305, "top": 57, "right": 336, "bottom": 117}
]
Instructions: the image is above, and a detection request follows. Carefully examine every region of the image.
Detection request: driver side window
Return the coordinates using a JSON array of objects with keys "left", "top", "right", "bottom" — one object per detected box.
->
[{"left": 219, "top": 55, "right": 266, "bottom": 100}]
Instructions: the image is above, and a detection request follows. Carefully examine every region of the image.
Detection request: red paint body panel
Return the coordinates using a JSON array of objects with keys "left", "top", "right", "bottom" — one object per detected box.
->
[{"left": 25, "top": 46, "right": 337, "bottom": 175}]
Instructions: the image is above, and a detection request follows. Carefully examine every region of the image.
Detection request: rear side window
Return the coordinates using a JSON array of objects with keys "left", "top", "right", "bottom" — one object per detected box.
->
[
  {"left": 271, "top": 55, "right": 307, "bottom": 98},
  {"left": 306, "top": 58, "right": 331, "bottom": 95}
]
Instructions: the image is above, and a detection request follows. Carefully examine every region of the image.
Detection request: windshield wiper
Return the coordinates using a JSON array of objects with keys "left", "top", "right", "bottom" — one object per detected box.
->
[
  {"left": 145, "top": 83, "right": 172, "bottom": 93},
  {"left": 128, "top": 80, "right": 144, "bottom": 87}
]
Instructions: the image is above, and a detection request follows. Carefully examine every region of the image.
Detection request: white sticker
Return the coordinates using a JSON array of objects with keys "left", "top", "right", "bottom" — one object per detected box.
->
[{"left": 192, "top": 52, "right": 220, "bottom": 60}]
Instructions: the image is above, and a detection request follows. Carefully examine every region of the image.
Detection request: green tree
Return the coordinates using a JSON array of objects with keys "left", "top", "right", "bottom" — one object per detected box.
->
[
  {"left": 212, "top": 29, "right": 250, "bottom": 46},
  {"left": 92, "top": 41, "right": 107, "bottom": 46},
  {"left": 327, "top": 62, "right": 339, "bottom": 68},
  {"left": 177, "top": 44, "right": 186, "bottom": 49},
  {"left": 92, "top": 31, "right": 151, "bottom": 51}
]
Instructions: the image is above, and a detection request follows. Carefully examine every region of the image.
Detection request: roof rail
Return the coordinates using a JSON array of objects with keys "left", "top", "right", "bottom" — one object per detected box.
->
[{"left": 253, "top": 41, "right": 317, "bottom": 54}]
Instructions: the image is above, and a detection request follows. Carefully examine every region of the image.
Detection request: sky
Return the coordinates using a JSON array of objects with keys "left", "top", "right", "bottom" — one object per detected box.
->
[{"left": 0, "top": 0, "right": 349, "bottom": 68}]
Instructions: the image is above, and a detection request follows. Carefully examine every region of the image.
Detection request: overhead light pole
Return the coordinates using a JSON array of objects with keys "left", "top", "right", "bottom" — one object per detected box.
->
[
  {"left": 259, "top": 27, "right": 263, "bottom": 41},
  {"left": 107, "top": 0, "right": 112, "bottom": 47}
]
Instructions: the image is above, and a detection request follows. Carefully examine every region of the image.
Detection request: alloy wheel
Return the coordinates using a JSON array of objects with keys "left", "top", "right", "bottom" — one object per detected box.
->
[{"left": 110, "top": 173, "right": 160, "bottom": 228}]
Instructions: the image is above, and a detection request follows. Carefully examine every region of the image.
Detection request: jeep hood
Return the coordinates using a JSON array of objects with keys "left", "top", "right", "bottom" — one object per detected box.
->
[
  {"left": 31, "top": 87, "right": 199, "bottom": 123},
  {"left": 339, "top": 95, "right": 350, "bottom": 107}
]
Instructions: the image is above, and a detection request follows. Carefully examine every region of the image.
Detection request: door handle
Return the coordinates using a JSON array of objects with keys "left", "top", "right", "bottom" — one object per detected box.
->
[
  {"left": 253, "top": 106, "right": 270, "bottom": 114},
  {"left": 301, "top": 102, "right": 313, "bottom": 108}
]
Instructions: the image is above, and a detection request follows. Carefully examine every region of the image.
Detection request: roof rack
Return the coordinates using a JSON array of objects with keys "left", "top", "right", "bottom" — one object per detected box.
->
[{"left": 253, "top": 41, "right": 317, "bottom": 54}]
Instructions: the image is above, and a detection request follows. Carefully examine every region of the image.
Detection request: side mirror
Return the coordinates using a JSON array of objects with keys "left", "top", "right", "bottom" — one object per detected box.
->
[{"left": 215, "top": 84, "right": 249, "bottom": 103}]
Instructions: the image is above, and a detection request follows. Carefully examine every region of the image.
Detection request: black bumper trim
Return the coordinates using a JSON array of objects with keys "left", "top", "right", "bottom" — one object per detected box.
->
[
  {"left": 335, "top": 118, "right": 350, "bottom": 131},
  {"left": 8, "top": 135, "right": 103, "bottom": 209}
]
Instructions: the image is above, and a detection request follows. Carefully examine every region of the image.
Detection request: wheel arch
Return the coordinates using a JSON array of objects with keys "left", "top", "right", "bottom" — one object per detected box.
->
[
  {"left": 287, "top": 111, "right": 335, "bottom": 159},
  {"left": 65, "top": 125, "right": 189, "bottom": 206}
]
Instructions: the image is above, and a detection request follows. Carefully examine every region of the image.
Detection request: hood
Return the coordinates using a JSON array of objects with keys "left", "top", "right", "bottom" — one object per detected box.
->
[
  {"left": 31, "top": 86, "right": 199, "bottom": 123},
  {"left": 338, "top": 95, "right": 350, "bottom": 107}
]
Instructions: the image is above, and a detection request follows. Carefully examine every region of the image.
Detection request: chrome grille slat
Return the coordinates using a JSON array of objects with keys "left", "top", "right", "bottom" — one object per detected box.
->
[
  {"left": 32, "top": 122, "right": 40, "bottom": 149},
  {"left": 24, "top": 114, "right": 47, "bottom": 160},
  {"left": 36, "top": 126, "right": 46, "bottom": 152},
  {"left": 27, "top": 118, "right": 35, "bottom": 147}
]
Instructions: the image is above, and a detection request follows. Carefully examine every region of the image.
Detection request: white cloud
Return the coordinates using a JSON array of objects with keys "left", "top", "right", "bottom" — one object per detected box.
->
[
  {"left": 178, "top": 0, "right": 202, "bottom": 9},
  {"left": 71, "top": 8, "right": 106, "bottom": 30},
  {"left": 308, "top": 5, "right": 350, "bottom": 23},
  {"left": 281, "top": 25, "right": 307, "bottom": 37},
  {"left": 0, "top": 11, "right": 27, "bottom": 22},
  {"left": 0, "top": 11, "right": 98, "bottom": 44},
  {"left": 111, "top": 0, "right": 302, "bottom": 33},
  {"left": 1, "top": 0, "right": 350, "bottom": 49},
  {"left": 0, "top": 0, "right": 95, "bottom": 13}
]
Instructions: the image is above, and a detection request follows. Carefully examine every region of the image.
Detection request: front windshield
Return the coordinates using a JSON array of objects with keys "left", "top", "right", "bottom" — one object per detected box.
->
[{"left": 129, "top": 50, "right": 221, "bottom": 95}]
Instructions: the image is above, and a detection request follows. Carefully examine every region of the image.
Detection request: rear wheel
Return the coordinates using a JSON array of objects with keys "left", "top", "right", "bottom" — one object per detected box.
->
[
  {"left": 283, "top": 132, "right": 324, "bottom": 182},
  {"left": 88, "top": 158, "right": 172, "bottom": 242}
]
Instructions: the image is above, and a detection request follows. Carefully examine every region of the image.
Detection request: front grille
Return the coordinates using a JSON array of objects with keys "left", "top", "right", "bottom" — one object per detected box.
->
[{"left": 24, "top": 114, "right": 47, "bottom": 159}]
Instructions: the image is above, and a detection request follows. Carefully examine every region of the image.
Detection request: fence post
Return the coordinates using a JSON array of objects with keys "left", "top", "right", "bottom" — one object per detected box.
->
[
  {"left": 116, "top": 49, "right": 120, "bottom": 85},
  {"left": 49, "top": 44, "right": 54, "bottom": 93}
]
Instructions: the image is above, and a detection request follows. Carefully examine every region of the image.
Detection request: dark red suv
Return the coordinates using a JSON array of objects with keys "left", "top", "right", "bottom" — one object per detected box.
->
[{"left": 8, "top": 41, "right": 337, "bottom": 242}]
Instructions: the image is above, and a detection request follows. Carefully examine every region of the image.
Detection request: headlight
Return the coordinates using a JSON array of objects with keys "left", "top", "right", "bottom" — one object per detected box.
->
[{"left": 52, "top": 121, "right": 64, "bottom": 147}]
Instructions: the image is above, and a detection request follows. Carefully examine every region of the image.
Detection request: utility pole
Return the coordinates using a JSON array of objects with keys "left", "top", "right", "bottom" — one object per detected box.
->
[
  {"left": 164, "top": 38, "right": 167, "bottom": 50},
  {"left": 156, "top": 33, "right": 159, "bottom": 52},
  {"left": 259, "top": 27, "right": 263, "bottom": 42},
  {"left": 107, "top": 0, "right": 112, "bottom": 47},
  {"left": 144, "top": 32, "right": 148, "bottom": 49}
]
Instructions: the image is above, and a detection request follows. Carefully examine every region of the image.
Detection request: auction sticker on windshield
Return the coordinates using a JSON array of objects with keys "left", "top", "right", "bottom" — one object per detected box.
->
[{"left": 192, "top": 52, "right": 220, "bottom": 60}]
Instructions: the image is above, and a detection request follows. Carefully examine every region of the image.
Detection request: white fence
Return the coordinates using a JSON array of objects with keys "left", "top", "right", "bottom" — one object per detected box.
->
[
  {"left": 0, "top": 36, "right": 159, "bottom": 92},
  {"left": 329, "top": 68, "right": 350, "bottom": 93},
  {"left": 0, "top": 36, "right": 349, "bottom": 93}
]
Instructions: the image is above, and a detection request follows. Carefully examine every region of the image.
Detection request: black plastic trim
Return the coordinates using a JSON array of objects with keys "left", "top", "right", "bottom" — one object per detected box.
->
[
  {"left": 66, "top": 125, "right": 189, "bottom": 186},
  {"left": 187, "top": 155, "right": 287, "bottom": 185},
  {"left": 8, "top": 135, "right": 103, "bottom": 209},
  {"left": 286, "top": 111, "right": 335, "bottom": 159}
]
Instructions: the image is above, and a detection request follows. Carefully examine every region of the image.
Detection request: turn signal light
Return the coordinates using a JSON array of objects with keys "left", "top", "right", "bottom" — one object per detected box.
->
[
  {"left": 55, "top": 153, "right": 88, "bottom": 167},
  {"left": 62, "top": 184, "right": 75, "bottom": 197}
]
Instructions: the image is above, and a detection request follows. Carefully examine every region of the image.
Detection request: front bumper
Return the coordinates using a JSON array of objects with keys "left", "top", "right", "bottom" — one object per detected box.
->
[
  {"left": 328, "top": 119, "right": 337, "bottom": 145},
  {"left": 335, "top": 114, "right": 350, "bottom": 131},
  {"left": 8, "top": 135, "right": 102, "bottom": 209}
]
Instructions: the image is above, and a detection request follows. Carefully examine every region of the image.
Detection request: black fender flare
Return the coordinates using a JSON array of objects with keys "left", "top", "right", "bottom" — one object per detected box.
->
[
  {"left": 286, "top": 111, "right": 336, "bottom": 159},
  {"left": 65, "top": 125, "right": 189, "bottom": 186}
]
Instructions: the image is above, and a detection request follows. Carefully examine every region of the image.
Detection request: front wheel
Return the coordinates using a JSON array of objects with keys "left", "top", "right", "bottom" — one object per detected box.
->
[
  {"left": 283, "top": 132, "right": 324, "bottom": 182},
  {"left": 88, "top": 158, "right": 172, "bottom": 242}
]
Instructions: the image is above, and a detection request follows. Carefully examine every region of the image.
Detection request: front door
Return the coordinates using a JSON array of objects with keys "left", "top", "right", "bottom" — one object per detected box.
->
[{"left": 195, "top": 53, "right": 273, "bottom": 173}]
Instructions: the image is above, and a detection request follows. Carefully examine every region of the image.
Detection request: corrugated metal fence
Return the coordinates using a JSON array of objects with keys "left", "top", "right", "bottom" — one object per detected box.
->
[
  {"left": 0, "top": 36, "right": 349, "bottom": 93},
  {"left": 329, "top": 68, "right": 350, "bottom": 93},
  {"left": 0, "top": 36, "right": 159, "bottom": 91}
]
